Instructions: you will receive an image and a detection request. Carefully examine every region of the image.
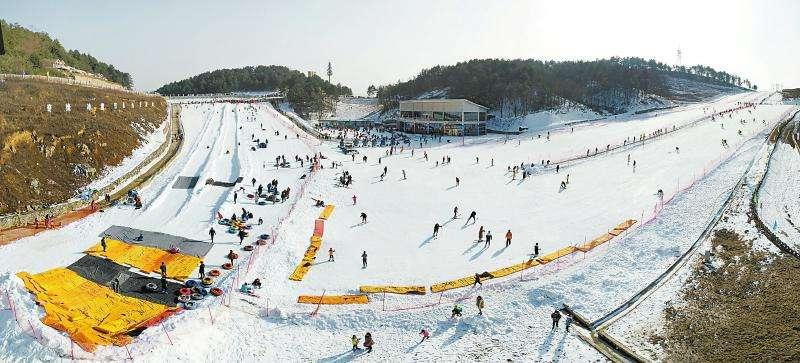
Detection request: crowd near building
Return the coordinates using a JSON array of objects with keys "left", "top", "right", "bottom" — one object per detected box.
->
[{"left": 397, "top": 99, "right": 489, "bottom": 136}]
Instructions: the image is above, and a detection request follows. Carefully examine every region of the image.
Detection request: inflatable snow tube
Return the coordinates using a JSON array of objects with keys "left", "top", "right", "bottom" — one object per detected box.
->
[
  {"left": 184, "top": 301, "right": 197, "bottom": 310},
  {"left": 191, "top": 292, "right": 204, "bottom": 301},
  {"left": 256, "top": 239, "right": 267, "bottom": 246},
  {"left": 208, "top": 269, "right": 221, "bottom": 277},
  {"left": 193, "top": 286, "right": 209, "bottom": 296},
  {"left": 210, "top": 287, "right": 224, "bottom": 296},
  {"left": 177, "top": 295, "right": 191, "bottom": 303},
  {"left": 222, "top": 262, "right": 233, "bottom": 270},
  {"left": 257, "top": 200, "right": 267, "bottom": 205},
  {"left": 259, "top": 234, "right": 269, "bottom": 240},
  {"left": 202, "top": 277, "right": 214, "bottom": 286},
  {"left": 218, "top": 219, "right": 230, "bottom": 226},
  {"left": 178, "top": 288, "right": 192, "bottom": 296},
  {"left": 227, "top": 227, "right": 237, "bottom": 234},
  {"left": 243, "top": 245, "right": 254, "bottom": 252},
  {"left": 185, "top": 280, "right": 198, "bottom": 288},
  {"left": 247, "top": 194, "right": 255, "bottom": 199},
  {"left": 144, "top": 282, "right": 159, "bottom": 292}
]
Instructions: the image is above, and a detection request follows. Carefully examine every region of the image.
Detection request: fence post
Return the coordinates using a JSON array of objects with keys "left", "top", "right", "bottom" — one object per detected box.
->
[{"left": 161, "top": 324, "right": 174, "bottom": 346}]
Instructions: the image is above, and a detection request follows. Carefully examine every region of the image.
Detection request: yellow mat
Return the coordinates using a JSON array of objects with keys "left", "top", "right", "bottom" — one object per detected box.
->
[
  {"left": 297, "top": 294, "right": 369, "bottom": 304},
  {"left": 359, "top": 285, "right": 426, "bottom": 295},
  {"left": 288, "top": 236, "right": 322, "bottom": 281},
  {"left": 86, "top": 239, "right": 201, "bottom": 281},
  {"left": 319, "top": 205, "right": 335, "bottom": 220},
  {"left": 17, "top": 268, "right": 172, "bottom": 352}
]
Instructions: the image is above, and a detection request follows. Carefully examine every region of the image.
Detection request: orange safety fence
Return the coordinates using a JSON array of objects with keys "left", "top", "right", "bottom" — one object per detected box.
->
[
  {"left": 17, "top": 268, "right": 174, "bottom": 352},
  {"left": 86, "top": 239, "right": 201, "bottom": 281},
  {"left": 430, "top": 219, "right": 637, "bottom": 293},
  {"left": 288, "top": 236, "right": 322, "bottom": 281},
  {"left": 297, "top": 294, "right": 369, "bottom": 305},
  {"left": 359, "top": 285, "right": 427, "bottom": 295}
]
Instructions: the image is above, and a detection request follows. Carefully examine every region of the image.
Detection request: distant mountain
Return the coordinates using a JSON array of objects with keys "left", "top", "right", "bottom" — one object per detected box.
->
[
  {"left": 0, "top": 19, "right": 132, "bottom": 88},
  {"left": 376, "top": 57, "right": 752, "bottom": 117},
  {"left": 157, "top": 65, "right": 352, "bottom": 116}
]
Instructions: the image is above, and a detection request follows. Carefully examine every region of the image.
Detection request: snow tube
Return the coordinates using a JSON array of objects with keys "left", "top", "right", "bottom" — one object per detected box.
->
[
  {"left": 218, "top": 219, "right": 230, "bottom": 226},
  {"left": 247, "top": 194, "right": 255, "bottom": 199},
  {"left": 230, "top": 252, "right": 239, "bottom": 259},
  {"left": 177, "top": 295, "right": 190, "bottom": 303},
  {"left": 178, "top": 288, "right": 192, "bottom": 296},
  {"left": 208, "top": 269, "right": 221, "bottom": 277},
  {"left": 259, "top": 234, "right": 269, "bottom": 240},
  {"left": 201, "top": 277, "right": 214, "bottom": 286},
  {"left": 193, "top": 286, "right": 209, "bottom": 296},
  {"left": 168, "top": 247, "right": 180, "bottom": 254},
  {"left": 257, "top": 200, "right": 267, "bottom": 205},
  {"left": 222, "top": 262, "right": 233, "bottom": 270},
  {"left": 256, "top": 239, "right": 267, "bottom": 246},
  {"left": 227, "top": 227, "right": 237, "bottom": 234},
  {"left": 210, "top": 287, "right": 224, "bottom": 296},
  {"left": 144, "top": 282, "right": 159, "bottom": 292},
  {"left": 185, "top": 280, "right": 198, "bottom": 288},
  {"left": 243, "top": 245, "right": 254, "bottom": 251},
  {"left": 191, "top": 292, "right": 204, "bottom": 301},
  {"left": 184, "top": 301, "right": 197, "bottom": 310}
]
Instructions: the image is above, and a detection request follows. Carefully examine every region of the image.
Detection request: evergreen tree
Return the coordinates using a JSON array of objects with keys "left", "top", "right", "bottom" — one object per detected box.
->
[{"left": 327, "top": 61, "right": 333, "bottom": 83}]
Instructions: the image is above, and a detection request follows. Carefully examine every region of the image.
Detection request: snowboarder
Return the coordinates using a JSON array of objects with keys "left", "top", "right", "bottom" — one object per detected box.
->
[
  {"left": 419, "top": 328, "right": 430, "bottom": 343},
  {"left": 551, "top": 310, "right": 561, "bottom": 329},
  {"left": 363, "top": 332, "right": 374, "bottom": 353},
  {"left": 360, "top": 212, "right": 367, "bottom": 224},
  {"left": 476, "top": 295, "right": 485, "bottom": 315},
  {"left": 251, "top": 177, "right": 256, "bottom": 186},
  {"left": 453, "top": 206, "right": 458, "bottom": 219},
  {"left": 402, "top": 170, "right": 406, "bottom": 180},
  {"left": 478, "top": 226, "right": 485, "bottom": 242},
  {"left": 485, "top": 231, "right": 492, "bottom": 247},
  {"left": 451, "top": 304, "right": 463, "bottom": 318},
  {"left": 455, "top": 177, "right": 460, "bottom": 186},
  {"left": 361, "top": 251, "right": 368, "bottom": 268},
  {"left": 351, "top": 335, "right": 360, "bottom": 351},
  {"left": 467, "top": 211, "right": 476, "bottom": 223},
  {"left": 100, "top": 235, "right": 107, "bottom": 252},
  {"left": 433, "top": 223, "right": 441, "bottom": 237},
  {"left": 209, "top": 227, "right": 216, "bottom": 243},
  {"left": 328, "top": 248, "right": 335, "bottom": 262},
  {"left": 198, "top": 261, "right": 205, "bottom": 278},
  {"left": 238, "top": 229, "right": 246, "bottom": 245},
  {"left": 505, "top": 230, "right": 513, "bottom": 247}
]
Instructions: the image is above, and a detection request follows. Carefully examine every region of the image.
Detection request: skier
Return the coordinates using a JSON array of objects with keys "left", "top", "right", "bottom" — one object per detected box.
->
[
  {"left": 476, "top": 295, "right": 485, "bottom": 315},
  {"left": 328, "top": 248, "right": 335, "bottom": 262},
  {"left": 363, "top": 332, "right": 374, "bottom": 353},
  {"left": 433, "top": 223, "right": 441, "bottom": 237},
  {"left": 485, "top": 231, "right": 492, "bottom": 247},
  {"left": 451, "top": 304, "right": 463, "bottom": 319},
  {"left": 100, "top": 235, "right": 108, "bottom": 252},
  {"left": 453, "top": 206, "right": 458, "bottom": 219},
  {"left": 361, "top": 251, "right": 368, "bottom": 268},
  {"left": 657, "top": 189, "right": 664, "bottom": 201},
  {"left": 234, "top": 192, "right": 238, "bottom": 204},
  {"left": 352, "top": 195, "right": 357, "bottom": 205},
  {"left": 419, "top": 328, "right": 430, "bottom": 343},
  {"left": 198, "top": 261, "right": 205, "bottom": 278},
  {"left": 351, "top": 335, "right": 360, "bottom": 351},
  {"left": 360, "top": 212, "right": 367, "bottom": 224},
  {"left": 238, "top": 229, "right": 246, "bottom": 245},
  {"left": 505, "top": 230, "right": 513, "bottom": 247},
  {"left": 251, "top": 177, "right": 256, "bottom": 186},
  {"left": 556, "top": 164, "right": 560, "bottom": 173},
  {"left": 478, "top": 226, "right": 485, "bottom": 242},
  {"left": 534, "top": 242, "right": 540, "bottom": 257},
  {"left": 209, "top": 227, "right": 216, "bottom": 243},
  {"left": 474, "top": 273, "right": 482, "bottom": 286},
  {"left": 551, "top": 310, "right": 562, "bottom": 329},
  {"left": 467, "top": 211, "right": 477, "bottom": 223}
]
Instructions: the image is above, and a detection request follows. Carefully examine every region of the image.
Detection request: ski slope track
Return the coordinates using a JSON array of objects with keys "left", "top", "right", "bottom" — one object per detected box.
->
[{"left": 0, "top": 92, "right": 795, "bottom": 362}]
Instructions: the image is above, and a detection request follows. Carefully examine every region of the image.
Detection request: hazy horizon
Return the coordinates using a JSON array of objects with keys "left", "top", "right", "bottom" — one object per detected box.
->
[{"left": 2, "top": 0, "right": 798, "bottom": 94}]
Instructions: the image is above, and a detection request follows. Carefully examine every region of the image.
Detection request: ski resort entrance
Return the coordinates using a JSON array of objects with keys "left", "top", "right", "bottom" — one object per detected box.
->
[{"left": 397, "top": 99, "right": 488, "bottom": 136}]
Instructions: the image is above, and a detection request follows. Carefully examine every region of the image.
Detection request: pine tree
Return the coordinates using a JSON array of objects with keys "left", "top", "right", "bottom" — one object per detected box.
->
[
  {"left": 367, "top": 85, "right": 376, "bottom": 97},
  {"left": 327, "top": 61, "right": 333, "bottom": 83}
]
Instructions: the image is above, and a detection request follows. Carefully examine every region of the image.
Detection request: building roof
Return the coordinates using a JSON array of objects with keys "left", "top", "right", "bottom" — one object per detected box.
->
[{"left": 399, "top": 99, "right": 489, "bottom": 112}]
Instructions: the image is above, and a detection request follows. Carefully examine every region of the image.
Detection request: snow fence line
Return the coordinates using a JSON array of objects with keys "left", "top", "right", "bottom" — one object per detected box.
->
[
  {"left": 428, "top": 219, "right": 637, "bottom": 294},
  {"left": 297, "top": 294, "right": 369, "bottom": 305}
]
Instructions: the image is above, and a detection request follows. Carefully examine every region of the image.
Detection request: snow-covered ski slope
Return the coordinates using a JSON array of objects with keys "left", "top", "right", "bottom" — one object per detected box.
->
[{"left": 0, "top": 91, "right": 795, "bottom": 361}]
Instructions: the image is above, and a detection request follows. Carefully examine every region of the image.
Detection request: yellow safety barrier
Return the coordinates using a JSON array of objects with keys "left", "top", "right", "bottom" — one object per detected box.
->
[
  {"left": 17, "top": 268, "right": 172, "bottom": 352},
  {"left": 430, "top": 219, "right": 637, "bottom": 293},
  {"left": 86, "top": 239, "right": 201, "bottom": 281},
  {"left": 288, "top": 236, "right": 323, "bottom": 281},
  {"left": 319, "top": 205, "right": 335, "bottom": 220},
  {"left": 359, "top": 285, "right": 427, "bottom": 295},
  {"left": 297, "top": 294, "right": 369, "bottom": 304}
]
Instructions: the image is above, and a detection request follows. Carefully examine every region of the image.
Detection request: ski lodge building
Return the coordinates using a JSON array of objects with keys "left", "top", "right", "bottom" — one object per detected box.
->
[{"left": 398, "top": 99, "right": 489, "bottom": 136}]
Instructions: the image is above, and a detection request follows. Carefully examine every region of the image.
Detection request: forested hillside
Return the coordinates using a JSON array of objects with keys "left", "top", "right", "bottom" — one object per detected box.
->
[
  {"left": 0, "top": 20, "right": 132, "bottom": 88},
  {"left": 377, "top": 57, "right": 751, "bottom": 116},
  {"left": 157, "top": 65, "right": 352, "bottom": 116}
]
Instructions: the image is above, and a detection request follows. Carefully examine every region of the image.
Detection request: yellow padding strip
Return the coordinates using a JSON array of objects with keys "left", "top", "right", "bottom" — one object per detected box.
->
[
  {"left": 17, "top": 268, "right": 171, "bottom": 352},
  {"left": 319, "top": 205, "right": 335, "bottom": 220},
  {"left": 359, "top": 285, "right": 427, "bottom": 295},
  {"left": 297, "top": 294, "right": 369, "bottom": 304},
  {"left": 86, "top": 239, "right": 201, "bottom": 281},
  {"left": 288, "top": 236, "right": 322, "bottom": 281}
]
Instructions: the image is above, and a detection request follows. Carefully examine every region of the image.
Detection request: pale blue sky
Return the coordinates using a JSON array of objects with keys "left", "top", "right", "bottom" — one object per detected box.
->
[{"left": 2, "top": 0, "right": 798, "bottom": 94}]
